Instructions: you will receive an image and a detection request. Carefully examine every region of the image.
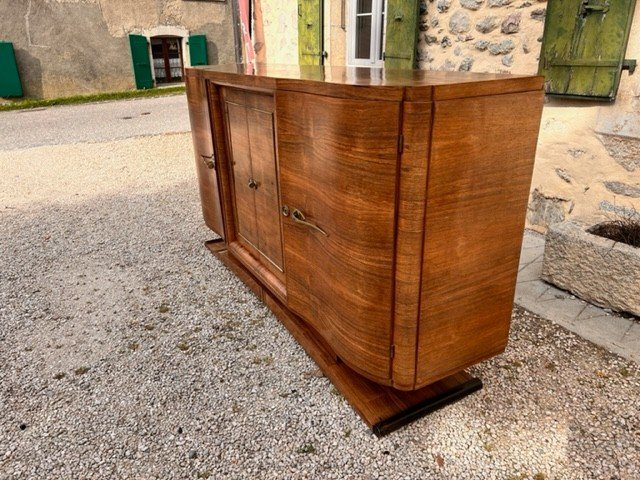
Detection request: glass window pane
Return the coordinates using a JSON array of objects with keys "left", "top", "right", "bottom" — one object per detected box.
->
[
  {"left": 356, "top": 15, "right": 372, "bottom": 59},
  {"left": 357, "top": 0, "right": 373, "bottom": 14},
  {"left": 167, "top": 39, "right": 180, "bottom": 58},
  {"left": 151, "top": 43, "right": 163, "bottom": 58}
]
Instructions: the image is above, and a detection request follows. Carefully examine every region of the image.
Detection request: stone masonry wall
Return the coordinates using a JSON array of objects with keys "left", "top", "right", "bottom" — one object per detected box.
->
[
  {"left": 1, "top": 0, "right": 235, "bottom": 98},
  {"left": 417, "top": 0, "right": 640, "bottom": 232},
  {"left": 417, "top": 0, "right": 547, "bottom": 75}
]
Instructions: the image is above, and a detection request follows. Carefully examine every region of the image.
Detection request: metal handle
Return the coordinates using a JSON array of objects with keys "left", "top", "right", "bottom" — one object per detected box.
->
[
  {"left": 248, "top": 178, "right": 258, "bottom": 190},
  {"left": 291, "top": 209, "right": 328, "bottom": 237},
  {"left": 580, "top": 1, "right": 609, "bottom": 16},
  {"left": 201, "top": 154, "right": 215, "bottom": 170}
]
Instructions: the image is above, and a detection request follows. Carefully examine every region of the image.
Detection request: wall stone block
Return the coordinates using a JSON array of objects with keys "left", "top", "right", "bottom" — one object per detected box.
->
[
  {"left": 460, "top": 0, "right": 484, "bottom": 10},
  {"left": 459, "top": 56, "right": 474, "bottom": 70},
  {"left": 531, "top": 8, "right": 546, "bottom": 21},
  {"left": 437, "top": 0, "right": 452, "bottom": 13},
  {"left": 527, "top": 188, "right": 573, "bottom": 229},
  {"left": 603, "top": 181, "right": 640, "bottom": 198},
  {"left": 501, "top": 12, "right": 522, "bottom": 34},
  {"left": 555, "top": 168, "right": 573, "bottom": 184},
  {"left": 502, "top": 54, "right": 514, "bottom": 66},
  {"left": 474, "top": 39, "right": 490, "bottom": 50},
  {"left": 488, "top": 39, "right": 515, "bottom": 54},
  {"left": 425, "top": 34, "right": 439, "bottom": 45},
  {"left": 598, "top": 134, "right": 640, "bottom": 172},
  {"left": 449, "top": 10, "right": 472, "bottom": 33},
  {"left": 488, "top": 0, "right": 513, "bottom": 7},
  {"left": 476, "top": 16, "right": 500, "bottom": 33}
]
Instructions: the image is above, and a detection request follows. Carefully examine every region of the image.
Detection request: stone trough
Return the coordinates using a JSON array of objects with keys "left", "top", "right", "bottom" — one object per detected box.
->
[{"left": 542, "top": 220, "right": 640, "bottom": 317}]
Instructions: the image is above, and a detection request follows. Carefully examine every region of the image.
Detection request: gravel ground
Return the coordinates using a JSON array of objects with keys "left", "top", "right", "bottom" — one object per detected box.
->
[{"left": 0, "top": 131, "right": 638, "bottom": 479}]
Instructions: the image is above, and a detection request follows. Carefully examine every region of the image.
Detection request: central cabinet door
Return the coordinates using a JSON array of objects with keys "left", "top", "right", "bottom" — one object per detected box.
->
[
  {"left": 276, "top": 91, "right": 401, "bottom": 384},
  {"left": 222, "top": 88, "right": 284, "bottom": 283}
]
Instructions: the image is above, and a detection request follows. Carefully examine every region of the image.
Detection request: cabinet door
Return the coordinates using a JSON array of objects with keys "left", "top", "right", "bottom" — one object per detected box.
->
[
  {"left": 186, "top": 74, "right": 224, "bottom": 237},
  {"left": 222, "top": 88, "right": 284, "bottom": 281},
  {"left": 226, "top": 101, "right": 260, "bottom": 248},
  {"left": 277, "top": 91, "right": 400, "bottom": 384}
]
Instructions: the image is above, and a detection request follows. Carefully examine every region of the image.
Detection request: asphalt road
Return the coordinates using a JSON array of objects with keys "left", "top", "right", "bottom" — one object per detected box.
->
[{"left": 0, "top": 94, "right": 190, "bottom": 151}]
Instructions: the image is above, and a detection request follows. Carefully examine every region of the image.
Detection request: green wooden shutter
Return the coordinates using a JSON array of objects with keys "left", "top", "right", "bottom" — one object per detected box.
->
[
  {"left": 539, "top": 0, "right": 637, "bottom": 101},
  {"left": 0, "top": 42, "right": 23, "bottom": 97},
  {"left": 298, "top": 0, "right": 324, "bottom": 66},
  {"left": 383, "top": 0, "right": 419, "bottom": 69},
  {"left": 128, "top": 34, "right": 153, "bottom": 90},
  {"left": 189, "top": 34, "right": 208, "bottom": 66}
]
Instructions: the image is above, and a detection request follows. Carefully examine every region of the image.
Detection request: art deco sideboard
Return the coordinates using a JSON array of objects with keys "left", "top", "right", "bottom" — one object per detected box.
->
[{"left": 186, "top": 64, "right": 544, "bottom": 434}]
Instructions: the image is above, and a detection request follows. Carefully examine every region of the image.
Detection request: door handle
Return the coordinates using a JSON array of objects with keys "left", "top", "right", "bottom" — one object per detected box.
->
[
  {"left": 291, "top": 209, "right": 328, "bottom": 237},
  {"left": 200, "top": 154, "right": 215, "bottom": 170},
  {"left": 580, "top": 1, "right": 609, "bottom": 16}
]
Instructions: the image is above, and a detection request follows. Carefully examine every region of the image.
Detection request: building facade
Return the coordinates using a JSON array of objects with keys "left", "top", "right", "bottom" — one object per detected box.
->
[
  {"left": 255, "top": 0, "right": 640, "bottom": 231},
  {"left": 0, "top": 0, "right": 237, "bottom": 98}
]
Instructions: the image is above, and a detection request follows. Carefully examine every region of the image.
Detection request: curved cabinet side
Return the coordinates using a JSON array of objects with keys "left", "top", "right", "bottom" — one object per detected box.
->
[
  {"left": 276, "top": 91, "right": 401, "bottom": 385},
  {"left": 416, "top": 90, "right": 544, "bottom": 388},
  {"left": 186, "top": 74, "right": 225, "bottom": 237}
]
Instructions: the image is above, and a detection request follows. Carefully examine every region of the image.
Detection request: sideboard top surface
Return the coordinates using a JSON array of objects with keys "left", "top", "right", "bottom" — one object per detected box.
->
[{"left": 187, "top": 63, "right": 544, "bottom": 101}]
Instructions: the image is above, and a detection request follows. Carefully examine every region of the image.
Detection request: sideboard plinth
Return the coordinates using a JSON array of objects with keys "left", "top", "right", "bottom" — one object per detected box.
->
[{"left": 205, "top": 239, "right": 482, "bottom": 436}]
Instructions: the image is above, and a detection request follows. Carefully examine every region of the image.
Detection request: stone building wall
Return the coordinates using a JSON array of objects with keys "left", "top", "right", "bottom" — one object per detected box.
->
[
  {"left": 417, "top": 0, "right": 547, "bottom": 75},
  {"left": 1, "top": 0, "right": 235, "bottom": 98},
  {"left": 416, "top": 0, "right": 640, "bottom": 231}
]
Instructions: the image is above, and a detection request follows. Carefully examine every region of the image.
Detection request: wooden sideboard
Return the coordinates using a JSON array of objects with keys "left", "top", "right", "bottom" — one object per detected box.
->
[{"left": 186, "top": 64, "right": 544, "bottom": 434}]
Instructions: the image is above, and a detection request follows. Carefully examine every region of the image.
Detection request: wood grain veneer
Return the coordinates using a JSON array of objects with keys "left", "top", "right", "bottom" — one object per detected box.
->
[
  {"left": 277, "top": 91, "right": 401, "bottom": 384},
  {"left": 416, "top": 90, "right": 544, "bottom": 387},
  {"left": 185, "top": 75, "right": 224, "bottom": 237},
  {"left": 186, "top": 64, "right": 544, "bottom": 426}
]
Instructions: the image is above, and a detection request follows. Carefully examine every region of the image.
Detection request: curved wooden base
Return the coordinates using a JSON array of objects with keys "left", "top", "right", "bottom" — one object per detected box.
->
[{"left": 205, "top": 239, "right": 482, "bottom": 436}]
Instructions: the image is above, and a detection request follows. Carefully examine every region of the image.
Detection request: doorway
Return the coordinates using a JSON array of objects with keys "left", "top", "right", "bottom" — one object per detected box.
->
[{"left": 151, "top": 36, "right": 184, "bottom": 84}]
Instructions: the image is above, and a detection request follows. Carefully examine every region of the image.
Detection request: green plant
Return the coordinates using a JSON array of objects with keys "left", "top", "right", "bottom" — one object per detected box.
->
[{"left": 589, "top": 206, "right": 640, "bottom": 248}]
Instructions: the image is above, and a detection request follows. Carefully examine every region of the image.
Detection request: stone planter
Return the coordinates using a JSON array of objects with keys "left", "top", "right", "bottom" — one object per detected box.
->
[{"left": 542, "top": 220, "right": 640, "bottom": 317}]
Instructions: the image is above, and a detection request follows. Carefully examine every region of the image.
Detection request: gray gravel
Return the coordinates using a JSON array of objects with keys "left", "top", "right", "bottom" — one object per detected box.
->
[
  {"left": 0, "top": 128, "right": 639, "bottom": 479},
  {"left": 0, "top": 94, "right": 189, "bottom": 151}
]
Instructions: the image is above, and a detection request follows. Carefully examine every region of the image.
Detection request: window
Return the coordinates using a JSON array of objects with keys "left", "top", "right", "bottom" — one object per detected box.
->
[
  {"left": 348, "top": 0, "right": 386, "bottom": 66},
  {"left": 151, "top": 37, "right": 184, "bottom": 84}
]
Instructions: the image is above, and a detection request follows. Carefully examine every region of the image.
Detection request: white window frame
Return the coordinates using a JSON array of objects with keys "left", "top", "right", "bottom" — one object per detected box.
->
[{"left": 347, "top": 0, "right": 387, "bottom": 67}]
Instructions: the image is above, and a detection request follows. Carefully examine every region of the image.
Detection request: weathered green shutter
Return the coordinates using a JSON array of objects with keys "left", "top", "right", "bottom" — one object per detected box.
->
[
  {"left": 383, "top": 0, "right": 419, "bottom": 69},
  {"left": 188, "top": 34, "right": 208, "bottom": 66},
  {"left": 539, "top": 0, "right": 637, "bottom": 101},
  {"left": 298, "top": 0, "right": 324, "bottom": 66},
  {"left": 128, "top": 34, "right": 153, "bottom": 90},
  {"left": 0, "top": 42, "right": 23, "bottom": 97}
]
